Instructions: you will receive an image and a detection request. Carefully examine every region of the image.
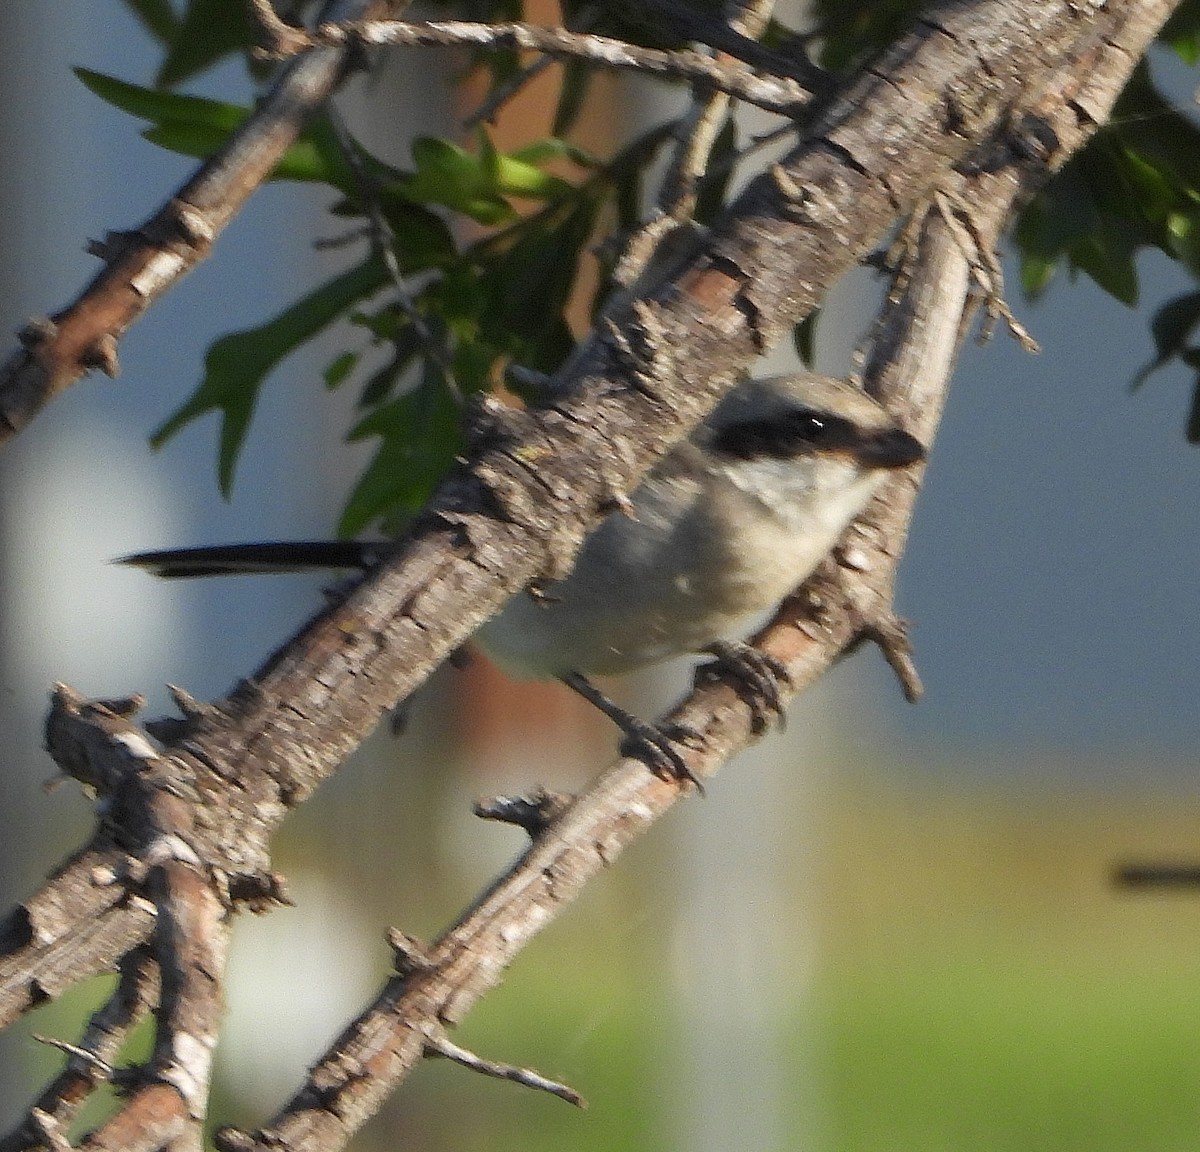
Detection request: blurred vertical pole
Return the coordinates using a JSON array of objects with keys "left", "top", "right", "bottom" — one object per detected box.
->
[{"left": 662, "top": 4, "right": 874, "bottom": 1148}]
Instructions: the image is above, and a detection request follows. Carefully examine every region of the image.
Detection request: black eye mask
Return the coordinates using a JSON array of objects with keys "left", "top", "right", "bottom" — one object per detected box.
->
[{"left": 711, "top": 409, "right": 861, "bottom": 460}]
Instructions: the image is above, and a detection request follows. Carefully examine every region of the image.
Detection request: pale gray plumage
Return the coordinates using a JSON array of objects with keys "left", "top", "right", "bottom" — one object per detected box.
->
[
  {"left": 476, "top": 374, "right": 921, "bottom": 677},
  {"left": 122, "top": 374, "right": 923, "bottom": 682}
]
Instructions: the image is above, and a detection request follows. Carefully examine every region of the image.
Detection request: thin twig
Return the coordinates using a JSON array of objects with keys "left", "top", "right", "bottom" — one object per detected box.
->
[
  {"left": 425, "top": 1027, "right": 586, "bottom": 1108},
  {"left": 325, "top": 105, "right": 462, "bottom": 403},
  {"left": 615, "top": 0, "right": 777, "bottom": 289},
  {"left": 307, "top": 20, "right": 814, "bottom": 116},
  {"left": 464, "top": 3, "right": 603, "bottom": 128}
]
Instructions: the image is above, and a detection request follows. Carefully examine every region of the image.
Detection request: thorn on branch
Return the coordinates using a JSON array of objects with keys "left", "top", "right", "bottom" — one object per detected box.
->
[
  {"left": 85, "top": 230, "right": 137, "bottom": 262},
  {"left": 82, "top": 334, "right": 121, "bottom": 378},
  {"left": 462, "top": 393, "right": 534, "bottom": 450},
  {"left": 17, "top": 316, "right": 59, "bottom": 348},
  {"left": 214, "top": 1126, "right": 257, "bottom": 1152},
  {"left": 228, "top": 870, "right": 293, "bottom": 913},
  {"left": 167, "top": 684, "right": 210, "bottom": 719},
  {"left": 95, "top": 693, "right": 146, "bottom": 719},
  {"left": 146, "top": 684, "right": 212, "bottom": 741},
  {"left": 28, "top": 1108, "right": 73, "bottom": 1152},
  {"left": 862, "top": 614, "right": 924, "bottom": 703},
  {"left": 45, "top": 683, "right": 158, "bottom": 791},
  {"left": 603, "top": 314, "right": 670, "bottom": 402},
  {"left": 771, "top": 163, "right": 844, "bottom": 227},
  {"left": 386, "top": 928, "right": 432, "bottom": 977},
  {"left": 32, "top": 1032, "right": 114, "bottom": 1079},
  {"left": 424, "top": 1025, "right": 586, "bottom": 1108},
  {"left": 474, "top": 789, "right": 574, "bottom": 836},
  {"left": 246, "top": 0, "right": 312, "bottom": 59}
]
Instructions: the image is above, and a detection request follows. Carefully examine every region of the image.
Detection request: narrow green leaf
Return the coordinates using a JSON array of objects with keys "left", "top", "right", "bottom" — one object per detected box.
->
[
  {"left": 123, "top": 0, "right": 179, "bottom": 44},
  {"left": 1159, "top": 0, "right": 1200, "bottom": 65},
  {"left": 157, "top": 0, "right": 256, "bottom": 87},
  {"left": 143, "top": 121, "right": 340, "bottom": 183},
  {"left": 78, "top": 70, "right": 354, "bottom": 188},
  {"left": 552, "top": 60, "right": 591, "bottom": 138},
  {"left": 151, "top": 254, "right": 388, "bottom": 495},
  {"left": 1019, "top": 252, "right": 1058, "bottom": 298},
  {"left": 339, "top": 369, "right": 462, "bottom": 536},
  {"left": 695, "top": 117, "right": 738, "bottom": 225},
  {"left": 792, "top": 310, "right": 819, "bottom": 366},
  {"left": 1187, "top": 375, "right": 1200, "bottom": 442},
  {"left": 324, "top": 351, "right": 360, "bottom": 390},
  {"left": 1132, "top": 290, "right": 1200, "bottom": 386},
  {"left": 75, "top": 67, "right": 246, "bottom": 131}
]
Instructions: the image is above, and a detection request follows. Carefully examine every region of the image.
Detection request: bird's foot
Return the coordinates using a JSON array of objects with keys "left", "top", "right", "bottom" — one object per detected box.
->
[
  {"left": 701, "top": 640, "right": 792, "bottom": 732},
  {"left": 559, "top": 672, "right": 703, "bottom": 792},
  {"left": 616, "top": 715, "right": 704, "bottom": 793}
]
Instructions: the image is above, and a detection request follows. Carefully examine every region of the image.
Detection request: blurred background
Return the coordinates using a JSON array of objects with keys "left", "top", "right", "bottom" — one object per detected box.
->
[{"left": 1, "top": 2, "right": 1200, "bottom": 1150}]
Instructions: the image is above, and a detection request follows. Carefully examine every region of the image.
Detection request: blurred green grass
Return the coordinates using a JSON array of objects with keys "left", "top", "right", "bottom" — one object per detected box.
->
[{"left": 813, "top": 955, "right": 1200, "bottom": 1152}]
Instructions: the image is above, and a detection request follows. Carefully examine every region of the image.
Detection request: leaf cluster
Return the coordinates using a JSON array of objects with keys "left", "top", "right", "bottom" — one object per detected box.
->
[
  {"left": 102, "top": 0, "right": 1200, "bottom": 532},
  {"left": 1014, "top": 0, "right": 1200, "bottom": 434}
]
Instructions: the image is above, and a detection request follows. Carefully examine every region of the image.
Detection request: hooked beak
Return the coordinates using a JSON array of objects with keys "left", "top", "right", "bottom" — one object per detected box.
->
[{"left": 854, "top": 426, "right": 925, "bottom": 470}]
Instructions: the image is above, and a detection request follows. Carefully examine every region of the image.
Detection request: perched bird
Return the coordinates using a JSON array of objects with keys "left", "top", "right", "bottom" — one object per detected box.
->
[{"left": 122, "top": 374, "right": 923, "bottom": 779}]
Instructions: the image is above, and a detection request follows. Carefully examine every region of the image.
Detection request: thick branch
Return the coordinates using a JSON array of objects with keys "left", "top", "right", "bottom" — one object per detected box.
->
[
  {"left": 0, "top": 6, "right": 1178, "bottom": 1146},
  {"left": 163, "top": 0, "right": 1158, "bottom": 861},
  {"left": 220, "top": 9, "right": 1174, "bottom": 1147}
]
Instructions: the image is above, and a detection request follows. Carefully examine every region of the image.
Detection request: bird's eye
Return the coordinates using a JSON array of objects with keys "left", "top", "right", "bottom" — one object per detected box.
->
[
  {"left": 786, "top": 409, "right": 852, "bottom": 445},
  {"left": 713, "top": 409, "right": 855, "bottom": 459}
]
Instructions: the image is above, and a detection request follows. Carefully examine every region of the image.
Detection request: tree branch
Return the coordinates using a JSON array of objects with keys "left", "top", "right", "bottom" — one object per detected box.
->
[
  {"left": 0, "top": 0, "right": 392, "bottom": 443},
  {"left": 0, "top": 1, "right": 1179, "bottom": 1146},
  {"left": 299, "top": 17, "right": 818, "bottom": 115},
  {"left": 211, "top": 12, "right": 1174, "bottom": 1146}
]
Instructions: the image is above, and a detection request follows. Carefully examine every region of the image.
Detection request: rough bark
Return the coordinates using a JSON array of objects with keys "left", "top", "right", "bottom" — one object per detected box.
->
[{"left": 0, "top": 1, "right": 1181, "bottom": 1149}]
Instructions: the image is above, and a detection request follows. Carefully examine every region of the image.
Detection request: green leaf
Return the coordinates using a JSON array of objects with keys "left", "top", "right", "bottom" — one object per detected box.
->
[
  {"left": 397, "top": 134, "right": 577, "bottom": 224},
  {"left": 143, "top": 120, "right": 342, "bottom": 184},
  {"left": 151, "top": 254, "right": 388, "bottom": 495},
  {"left": 122, "top": 0, "right": 179, "bottom": 44},
  {"left": 552, "top": 60, "right": 591, "bottom": 137},
  {"left": 1160, "top": 0, "right": 1200, "bottom": 65},
  {"left": 1187, "top": 373, "right": 1200, "bottom": 442},
  {"left": 157, "top": 0, "right": 256, "bottom": 87},
  {"left": 1132, "top": 290, "right": 1200, "bottom": 386},
  {"left": 323, "top": 351, "right": 360, "bottom": 390},
  {"left": 352, "top": 315, "right": 434, "bottom": 408},
  {"left": 1018, "top": 252, "right": 1057, "bottom": 298},
  {"left": 1071, "top": 217, "right": 1139, "bottom": 307},
  {"left": 792, "top": 310, "right": 819, "bottom": 366},
  {"left": 76, "top": 67, "right": 246, "bottom": 131},
  {"left": 399, "top": 136, "right": 513, "bottom": 224},
  {"left": 695, "top": 117, "right": 738, "bottom": 225},
  {"left": 339, "top": 368, "right": 463, "bottom": 536},
  {"left": 1165, "top": 208, "right": 1200, "bottom": 276},
  {"left": 76, "top": 69, "right": 353, "bottom": 188},
  {"left": 482, "top": 198, "right": 598, "bottom": 369}
]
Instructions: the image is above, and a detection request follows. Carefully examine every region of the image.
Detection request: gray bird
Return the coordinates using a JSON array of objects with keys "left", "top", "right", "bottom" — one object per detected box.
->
[{"left": 122, "top": 374, "right": 924, "bottom": 779}]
